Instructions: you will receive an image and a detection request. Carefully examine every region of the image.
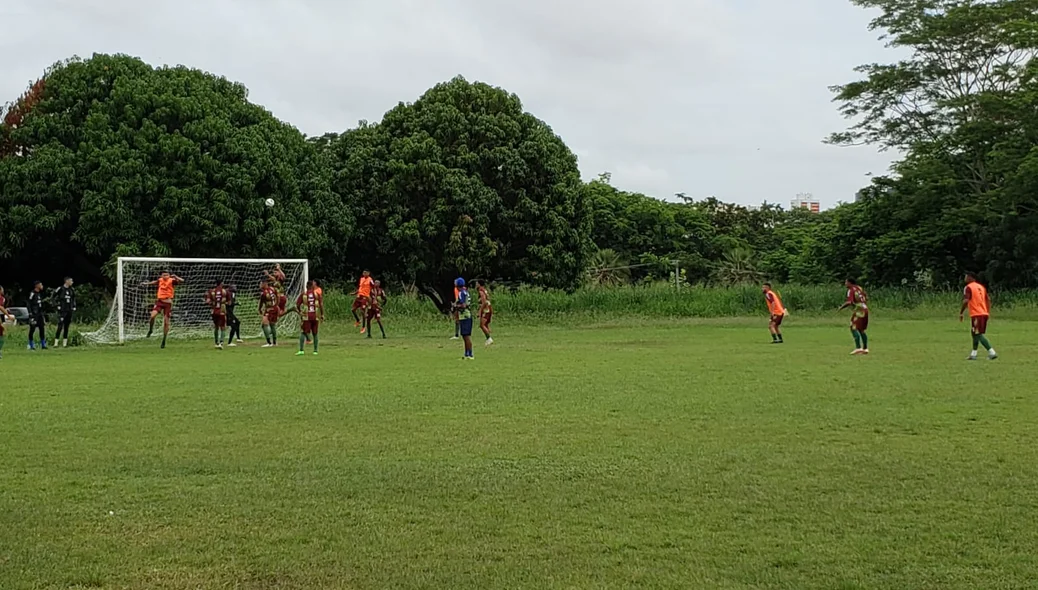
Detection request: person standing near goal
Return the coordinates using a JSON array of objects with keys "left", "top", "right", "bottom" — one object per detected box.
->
[
  {"left": 205, "top": 279, "right": 230, "bottom": 349},
  {"left": 143, "top": 271, "right": 184, "bottom": 348},
  {"left": 259, "top": 279, "right": 280, "bottom": 347},
  {"left": 27, "top": 281, "right": 47, "bottom": 350},
  {"left": 296, "top": 280, "right": 324, "bottom": 356},
  {"left": 53, "top": 277, "right": 76, "bottom": 347},
  {"left": 226, "top": 284, "right": 242, "bottom": 346}
]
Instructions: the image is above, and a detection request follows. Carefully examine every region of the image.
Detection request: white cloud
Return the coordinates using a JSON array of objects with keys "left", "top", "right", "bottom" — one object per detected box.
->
[{"left": 1, "top": 0, "right": 898, "bottom": 208}]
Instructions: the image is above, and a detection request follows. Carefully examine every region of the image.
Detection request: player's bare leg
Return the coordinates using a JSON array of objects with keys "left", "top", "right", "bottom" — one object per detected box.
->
[
  {"left": 481, "top": 315, "right": 493, "bottom": 346},
  {"left": 147, "top": 310, "right": 158, "bottom": 338},
  {"left": 769, "top": 320, "right": 782, "bottom": 344},
  {"left": 161, "top": 315, "right": 170, "bottom": 348}
]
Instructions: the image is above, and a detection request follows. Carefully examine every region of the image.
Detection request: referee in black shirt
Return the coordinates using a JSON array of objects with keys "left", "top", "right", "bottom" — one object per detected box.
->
[
  {"left": 27, "top": 281, "right": 46, "bottom": 350},
  {"left": 226, "top": 284, "right": 242, "bottom": 346}
]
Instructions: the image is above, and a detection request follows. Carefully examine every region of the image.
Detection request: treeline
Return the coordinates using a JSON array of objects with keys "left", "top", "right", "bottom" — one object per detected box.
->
[{"left": 2, "top": 0, "right": 1036, "bottom": 308}]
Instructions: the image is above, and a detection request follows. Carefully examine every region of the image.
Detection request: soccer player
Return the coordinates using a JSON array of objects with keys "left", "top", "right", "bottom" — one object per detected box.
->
[
  {"left": 143, "top": 271, "right": 183, "bottom": 348},
  {"left": 0, "top": 285, "right": 12, "bottom": 359},
  {"left": 453, "top": 277, "right": 474, "bottom": 359},
  {"left": 296, "top": 279, "right": 324, "bottom": 355},
  {"left": 259, "top": 279, "right": 280, "bottom": 347},
  {"left": 366, "top": 280, "right": 388, "bottom": 339},
  {"left": 351, "top": 271, "right": 373, "bottom": 333},
  {"left": 205, "top": 279, "right": 229, "bottom": 349},
  {"left": 451, "top": 283, "right": 461, "bottom": 340},
  {"left": 960, "top": 272, "right": 998, "bottom": 361},
  {"left": 53, "top": 276, "right": 76, "bottom": 347},
  {"left": 226, "top": 284, "right": 242, "bottom": 346},
  {"left": 762, "top": 282, "right": 785, "bottom": 344},
  {"left": 265, "top": 264, "right": 288, "bottom": 318},
  {"left": 838, "top": 278, "right": 870, "bottom": 355},
  {"left": 474, "top": 279, "right": 493, "bottom": 346},
  {"left": 27, "top": 280, "right": 46, "bottom": 350}
]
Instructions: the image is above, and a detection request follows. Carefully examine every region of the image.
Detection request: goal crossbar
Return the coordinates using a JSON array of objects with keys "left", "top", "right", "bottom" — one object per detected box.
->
[{"left": 86, "top": 257, "right": 309, "bottom": 344}]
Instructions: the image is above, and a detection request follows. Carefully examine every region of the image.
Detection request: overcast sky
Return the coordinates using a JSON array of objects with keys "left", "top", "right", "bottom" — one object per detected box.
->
[{"left": 3, "top": 0, "right": 898, "bottom": 209}]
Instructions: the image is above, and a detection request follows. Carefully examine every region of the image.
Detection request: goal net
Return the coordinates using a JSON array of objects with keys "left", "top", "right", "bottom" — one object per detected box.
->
[{"left": 85, "top": 257, "right": 309, "bottom": 344}]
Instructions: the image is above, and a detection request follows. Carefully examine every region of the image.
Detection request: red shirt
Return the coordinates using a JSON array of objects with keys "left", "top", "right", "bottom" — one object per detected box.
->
[
  {"left": 261, "top": 286, "right": 278, "bottom": 310},
  {"left": 206, "top": 287, "right": 227, "bottom": 314},
  {"left": 296, "top": 289, "right": 322, "bottom": 320}
]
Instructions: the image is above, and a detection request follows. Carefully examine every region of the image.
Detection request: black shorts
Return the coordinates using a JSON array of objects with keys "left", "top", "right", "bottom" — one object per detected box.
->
[
  {"left": 59, "top": 312, "right": 73, "bottom": 324},
  {"left": 459, "top": 318, "right": 473, "bottom": 337},
  {"left": 30, "top": 313, "right": 45, "bottom": 327}
]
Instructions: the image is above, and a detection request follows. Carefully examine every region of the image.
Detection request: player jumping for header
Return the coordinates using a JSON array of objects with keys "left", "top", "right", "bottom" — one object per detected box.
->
[
  {"left": 762, "top": 282, "right": 785, "bottom": 344},
  {"left": 259, "top": 279, "right": 280, "bottom": 347},
  {"left": 474, "top": 279, "right": 493, "bottom": 346},
  {"left": 143, "top": 271, "right": 184, "bottom": 348},
  {"left": 205, "top": 279, "right": 230, "bottom": 349},
  {"left": 838, "top": 278, "right": 869, "bottom": 355},
  {"left": 352, "top": 271, "right": 373, "bottom": 333},
  {"left": 961, "top": 272, "right": 998, "bottom": 361},
  {"left": 296, "top": 279, "right": 324, "bottom": 356},
  {"left": 366, "top": 279, "right": 388, "bottom": 339},
  {"left": 265, "top": 264, "right": 288, "bottom": 319}
]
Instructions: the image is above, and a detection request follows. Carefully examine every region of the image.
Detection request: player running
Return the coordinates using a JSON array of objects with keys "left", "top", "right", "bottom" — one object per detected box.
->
[
  {"left": 0, "top": 285, "right": 13, "bottom": 360},
  {"left": 474, "top": 279, "right": 493, "bottom": 346},
  {"left": 453, "top": 277, "right": 474, "bottom": 359},
  {"left": 960, "top": 272, "right": 998, "bottom": 361},
  {"left": 351, "top": 271, "right": 374, "bottom": 333},
  {"left": 205, "top": 279, "right": 229, "bottom": 349},
  {"left": 265, "top": 264, "right": 288, "bottom": 318},
  {"left": 366, "top": 280, "right": 387, "bottom": 339},
  {"left": 762, "top": 282, "right": 785, "bottom": 344},
  {"left": 296, "top": 279, "right": 324, "bottom": 356},
  {"left": 259, "top": 279, "right": 280, "bottom": 347},
  {"left": 143, "top": 271, "right": 184, "bottom": 348},
  {"left": 838, "top": 278, "right": 869, "bottom": 355}
]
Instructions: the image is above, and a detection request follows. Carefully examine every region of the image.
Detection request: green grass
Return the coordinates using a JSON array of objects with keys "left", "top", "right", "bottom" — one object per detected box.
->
[{"left": 2, "top": 315, "right": 1038, "bottom": 589}]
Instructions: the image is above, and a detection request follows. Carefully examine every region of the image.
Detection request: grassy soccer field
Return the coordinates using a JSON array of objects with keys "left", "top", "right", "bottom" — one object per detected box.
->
[{"left": 2, "top": 316, "right": 1038, "bottom": 589}]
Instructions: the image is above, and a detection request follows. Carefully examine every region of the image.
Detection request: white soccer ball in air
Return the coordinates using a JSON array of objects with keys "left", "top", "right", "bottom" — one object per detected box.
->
[{"left": 265, "top": 198, "right": 275, "bottom": 208}]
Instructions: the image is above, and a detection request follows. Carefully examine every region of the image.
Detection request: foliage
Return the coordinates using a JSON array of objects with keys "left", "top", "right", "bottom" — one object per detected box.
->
[
  {"left": 0, "top": 53, "right": 352, "bottom": 288},
  {"left": 330, "top": 77, "right": 592, "bottom": 311}
]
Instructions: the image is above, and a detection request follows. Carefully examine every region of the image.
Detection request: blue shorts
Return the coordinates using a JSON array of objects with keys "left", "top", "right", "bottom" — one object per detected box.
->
[{"left": 459, "top": 318, "right": 473, "bottom": 337}]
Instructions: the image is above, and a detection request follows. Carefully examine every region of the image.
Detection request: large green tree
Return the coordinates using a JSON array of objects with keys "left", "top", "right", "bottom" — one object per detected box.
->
[
  {"left": 828, "top": 0, "right": 1038, "bottom": 287},
  {"left": 0, "top": 53, "right": 351, "bottom": 288},
  {"left": 331, "top": 77, "right": 592, "bottom": 310}
]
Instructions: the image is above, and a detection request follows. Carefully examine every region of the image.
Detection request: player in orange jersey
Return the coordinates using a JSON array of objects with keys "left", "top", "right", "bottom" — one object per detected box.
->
[
  {"left": 762, "top": 283, "right": 785, "bottom": 344},
  {"left": 142, "top": 271, "right": 184, "bottom": 348},
  {"left": 205, "top": 279, "right": 230, "bottom": 349},
  {"left": 296, "top": 280, "right": 324, "bottom": 356},
  {"left": 960, "top": 272, "right": 997, "bottom": 361},
  {"left": 838, "top": 278, "right": 869, "bottom": 355},
  {"left": 352, "top": 271, "right": 373, "bottom": 333}
]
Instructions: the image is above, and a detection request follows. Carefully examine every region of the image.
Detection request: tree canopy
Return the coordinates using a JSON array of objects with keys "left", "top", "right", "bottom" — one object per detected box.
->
[
  {"left": 4, "top": 6, "right": 1038, "bottom": 307},
  {"left": 0, "top": 53, "right": 351, "bottom": 288},
  {"left": 330, "top": 77, "right": 592, "bottom": 310}
]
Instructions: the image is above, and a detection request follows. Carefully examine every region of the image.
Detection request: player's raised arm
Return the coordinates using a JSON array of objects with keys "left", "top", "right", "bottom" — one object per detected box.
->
[
  {"left": 171, "top": 275, "right": 185, "bottom": 284},
  {"left": 141, "top": 279, "right": 159, "bottom": 287}
]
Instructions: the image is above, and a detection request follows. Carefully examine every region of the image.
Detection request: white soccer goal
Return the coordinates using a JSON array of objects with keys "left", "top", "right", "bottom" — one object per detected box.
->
[{"left": 85, "top": 257, "right": 308, "bottom": 344}]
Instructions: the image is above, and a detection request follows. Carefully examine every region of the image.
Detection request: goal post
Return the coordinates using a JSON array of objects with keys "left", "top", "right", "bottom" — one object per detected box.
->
[{"left": 85, "top": 257, "right": 309, "bottom": 344}]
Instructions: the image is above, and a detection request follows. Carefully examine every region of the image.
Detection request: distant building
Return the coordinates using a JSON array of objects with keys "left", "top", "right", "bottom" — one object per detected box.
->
[{"left": 791, "top": 193, "right": 820, "bottom": 213}]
